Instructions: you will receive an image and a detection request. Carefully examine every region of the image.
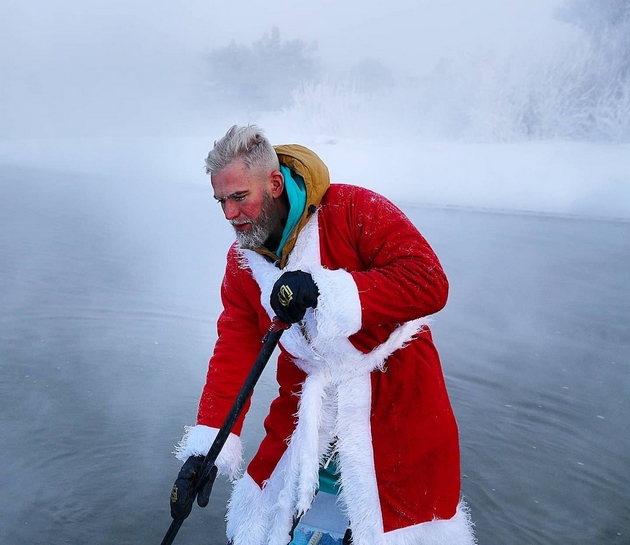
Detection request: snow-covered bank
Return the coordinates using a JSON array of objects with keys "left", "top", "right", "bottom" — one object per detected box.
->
[
  {"left": 1, "top": 136, "right": 628, "bottom": 220},
  {"left": 289, "top": 136, "right": 630, "bottom": 221}
]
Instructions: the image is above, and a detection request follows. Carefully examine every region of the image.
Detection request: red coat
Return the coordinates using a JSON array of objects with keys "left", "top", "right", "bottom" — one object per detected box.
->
[{"left": 175, "top": 146, "right": 476, "bottom": 545}]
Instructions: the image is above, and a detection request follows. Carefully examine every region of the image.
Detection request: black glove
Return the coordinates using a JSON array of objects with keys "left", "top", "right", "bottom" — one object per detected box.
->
[
  {"left": 270, "top": 271, "right": 319, "bottom": 324},
  {"left": 169, "top": 455, "right": 217, "bottom": 520}
]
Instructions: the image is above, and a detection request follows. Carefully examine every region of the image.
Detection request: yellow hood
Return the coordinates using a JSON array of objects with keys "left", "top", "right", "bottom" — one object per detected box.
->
[
  {"left": 274, "top": 144, "right": 330, "bottom": 209},
  {"left": 255, "top": 144, "right": 330, "bottom": 267}
]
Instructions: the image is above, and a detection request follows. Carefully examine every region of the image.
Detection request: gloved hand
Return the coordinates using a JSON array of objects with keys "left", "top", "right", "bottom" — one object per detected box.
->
[
  {"left": 270, "top": 270, "right": 319, "bottom": 324},
  {"left": 169, "top": 455, "right": 217, "bottom": 520}
]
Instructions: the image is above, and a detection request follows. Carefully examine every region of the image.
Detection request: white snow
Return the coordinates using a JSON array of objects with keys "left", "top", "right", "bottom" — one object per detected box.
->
[{"left": 1, "top": 135, "right": 628, "bottom": 221}]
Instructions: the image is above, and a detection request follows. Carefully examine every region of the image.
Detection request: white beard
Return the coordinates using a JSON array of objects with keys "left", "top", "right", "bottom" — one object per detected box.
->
[
  {"left": 232, "top": 191, "right": 280, "bottom": 250},
  {"left": 234, "top": 221, "right": 273, "bottom": 250}
]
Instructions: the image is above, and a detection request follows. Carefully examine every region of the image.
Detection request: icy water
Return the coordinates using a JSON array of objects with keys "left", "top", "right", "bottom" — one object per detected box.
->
[{"left": 1, "top": 164, "right": 628, "bottom": 545}]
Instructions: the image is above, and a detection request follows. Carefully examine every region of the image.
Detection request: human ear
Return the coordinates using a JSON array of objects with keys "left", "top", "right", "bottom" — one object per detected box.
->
[{"left": 269, "top": 170, "right": 285, "bottom": 198}]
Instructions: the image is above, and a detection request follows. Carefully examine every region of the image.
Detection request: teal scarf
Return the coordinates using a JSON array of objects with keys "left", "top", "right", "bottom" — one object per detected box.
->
[{"left": 276, "top": 165, "right": 307, "bottom": 256}]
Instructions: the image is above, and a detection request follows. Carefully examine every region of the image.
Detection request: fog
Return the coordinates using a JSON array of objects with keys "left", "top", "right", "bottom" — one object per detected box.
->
[
  {"left": 2, "top": 0, "right": 630, "bottom": 218},
  {"left": 0, "top": 0, "right": 596, "bottom": 139}
]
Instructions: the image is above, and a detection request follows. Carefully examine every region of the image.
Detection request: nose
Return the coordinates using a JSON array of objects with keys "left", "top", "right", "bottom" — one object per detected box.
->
[{"left": 223, "top": 200, "right": 240, "bottom": 221}]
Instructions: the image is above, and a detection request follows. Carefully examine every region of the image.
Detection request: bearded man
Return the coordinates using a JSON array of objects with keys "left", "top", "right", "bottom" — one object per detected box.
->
[{"left": 168, "top": 125, "right": 476, "bottom": 545}]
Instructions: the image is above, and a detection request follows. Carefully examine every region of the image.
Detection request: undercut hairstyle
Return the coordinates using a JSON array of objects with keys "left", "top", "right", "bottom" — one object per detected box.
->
[{"left": 205, "top": 124, "right": 280, "bottom": 176}]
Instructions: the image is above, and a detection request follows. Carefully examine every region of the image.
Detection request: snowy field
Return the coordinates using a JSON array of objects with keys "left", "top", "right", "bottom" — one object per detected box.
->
[{"left": 2, "top": 135, "right": 629, "bottom": 221}]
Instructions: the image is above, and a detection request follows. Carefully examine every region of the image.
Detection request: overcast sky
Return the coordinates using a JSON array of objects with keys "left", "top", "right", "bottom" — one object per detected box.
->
[{"left": 1, "top": 0, "right": 567, "bottom": 138}]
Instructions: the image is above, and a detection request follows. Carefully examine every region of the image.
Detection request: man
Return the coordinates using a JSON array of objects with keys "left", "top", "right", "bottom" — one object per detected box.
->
[{"left": 170, "top": 125, "right": 476, "bottom": 544}]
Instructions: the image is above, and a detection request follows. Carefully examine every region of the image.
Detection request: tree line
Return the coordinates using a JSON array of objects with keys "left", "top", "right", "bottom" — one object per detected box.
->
[{"left": 201, "top": 0, "right": 630, "bottom": 142}]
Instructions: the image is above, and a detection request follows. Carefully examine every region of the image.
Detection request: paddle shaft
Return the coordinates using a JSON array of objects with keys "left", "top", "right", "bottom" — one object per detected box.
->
[{"left": 160, "top": 321, "right": 288, "bottom": 545}]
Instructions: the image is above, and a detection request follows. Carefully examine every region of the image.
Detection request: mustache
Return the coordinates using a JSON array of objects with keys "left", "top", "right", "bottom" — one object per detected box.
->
[{"left": 230, "top": 219, "right": 253, "bottom": 227}]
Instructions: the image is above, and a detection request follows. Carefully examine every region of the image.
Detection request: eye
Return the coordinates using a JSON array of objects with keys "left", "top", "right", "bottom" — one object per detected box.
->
[{"left": 215, "top": 193, "right": 248, "bottom": 206}]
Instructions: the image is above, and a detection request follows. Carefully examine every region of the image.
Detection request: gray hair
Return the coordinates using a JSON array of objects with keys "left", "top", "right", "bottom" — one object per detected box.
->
[{"left": 205, "top": 124, "right": 279, "bottom": 175}]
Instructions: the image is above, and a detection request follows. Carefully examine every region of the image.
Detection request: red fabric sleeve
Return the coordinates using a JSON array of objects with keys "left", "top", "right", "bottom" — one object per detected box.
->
[
  {"left": 196, "top": 245, "right": 270, "bottom": 436},
  {"left": 322, "top": 185, "right": 449, "bottom": 330}
]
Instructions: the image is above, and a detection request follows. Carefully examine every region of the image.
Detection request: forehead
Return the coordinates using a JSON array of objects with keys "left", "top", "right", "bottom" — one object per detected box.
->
[{"left": 211, "top": 160, "right": 260, "bottom": 195}]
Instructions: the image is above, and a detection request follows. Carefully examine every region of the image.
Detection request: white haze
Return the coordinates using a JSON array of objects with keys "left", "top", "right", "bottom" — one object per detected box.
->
[
  {"left": 1, "top": 0, "right": 563, "bottom": 137},
  {"left": 1, "top": 0, "right": 629, "bottom": 218}
]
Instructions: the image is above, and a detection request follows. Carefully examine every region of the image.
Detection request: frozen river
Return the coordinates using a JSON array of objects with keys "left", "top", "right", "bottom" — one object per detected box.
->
[{"left": 1, "top": 161, "right": 628, "bottom": 544}]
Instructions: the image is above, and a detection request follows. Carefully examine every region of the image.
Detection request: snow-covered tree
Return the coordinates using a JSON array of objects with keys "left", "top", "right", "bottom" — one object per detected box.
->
[
  {"left": 347, "top": 57, "right": 394, "bottom": 94},
  {"left": 557, "top": 0, "right": 630, "bottom": 39},
  {"left": 558, "top": 0, "right": 630, "bottom": 76},
  {"left": 554, "top": 0, "right": 630, "bottom": 139},
  {"left": 204, "top": 28, "right": 320, "bottom": 113}
]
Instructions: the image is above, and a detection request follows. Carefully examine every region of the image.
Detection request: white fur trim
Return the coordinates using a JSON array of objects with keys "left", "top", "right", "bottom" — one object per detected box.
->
[
  {"left": 173, "top": 424, "right": 243, "bottom": 481},
  {"left": 283, "top": 210, "right": 322, "bottom": 272},
  {"left": 227, "top": 470, "right": 476, "bottom": 545},
  {"left": 379, "top": 500, "right": 477, "bottom": 545},
  {"left": 226, "top": 372, "right": 338, "bottom": 544},
  {"left": 333, "top": 374, "right": 477, "bottom": 544},
  {"left": 227, "top": 456, "right": 299, "bottom": 544},
  {"left": 335, "top": 371, "right": 384, "bottom": 543},
  {"left": 241, "top": 210, "right": 363, "bottom": 339},
  {"left": 226, "top": 473, "right": 275, "bottom": 545},
  {"left": 311, "top": 267, "right": 362, "bottom": 338}
]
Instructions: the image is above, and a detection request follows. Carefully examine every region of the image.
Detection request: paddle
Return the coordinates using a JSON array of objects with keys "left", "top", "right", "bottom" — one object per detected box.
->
[{"left": 160, "top": 318, "right": 290, "bottom": 545}]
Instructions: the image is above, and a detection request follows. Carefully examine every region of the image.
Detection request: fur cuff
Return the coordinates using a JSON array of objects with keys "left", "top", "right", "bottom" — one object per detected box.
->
[
  {"left": 173, "top": 424, "right": 243, "bottom": 481},
  {"left": 381, "top": 500, "right": 477, "bottom": 545},
  {"left": 311, "top": 268, "right": 362, "bottom": 338}
]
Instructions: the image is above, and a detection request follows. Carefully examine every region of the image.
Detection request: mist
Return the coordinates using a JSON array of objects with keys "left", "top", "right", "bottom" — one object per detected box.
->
[
  {"left": 0, "top": 0, "right": 612, "bottom": 139},
  {"left": 2, "top": 0, "right": 629, "bottom": 218}
]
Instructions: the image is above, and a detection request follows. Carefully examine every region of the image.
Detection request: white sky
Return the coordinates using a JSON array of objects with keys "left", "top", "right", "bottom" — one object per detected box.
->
[
  {"left": 2, "top": 0, "right": 563, "bottom": 71},
  {"left": 0, "top": 0, "right": 567, "bottom": 138}
]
